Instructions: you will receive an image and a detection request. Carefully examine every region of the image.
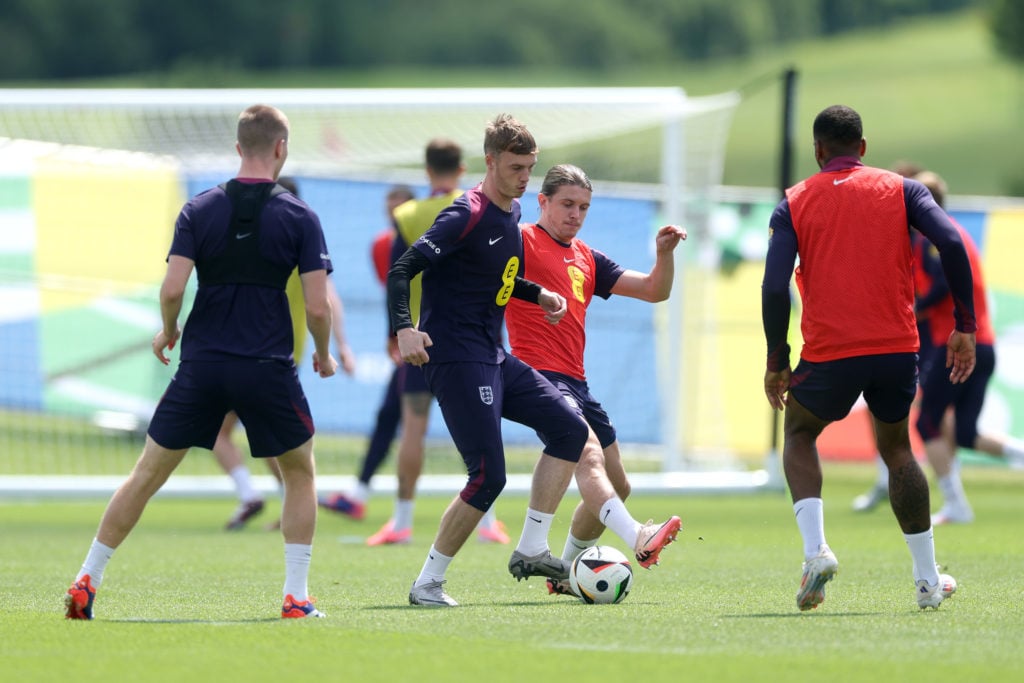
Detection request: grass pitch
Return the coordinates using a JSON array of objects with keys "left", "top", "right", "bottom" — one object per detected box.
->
[{"left": 2, "top": 463, "right": 1022, "bottom": 682}]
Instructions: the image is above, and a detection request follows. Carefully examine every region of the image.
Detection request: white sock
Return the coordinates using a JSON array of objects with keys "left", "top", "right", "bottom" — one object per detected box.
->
[
  {"left": 561, "top": 532, "right": 597, "bottom": 563},
  {"left": 414, "top": 545, "right": 453, "bottom": 587},
  {"left": 938, "top": 460, "right": 969, "bottom": 511},
  {"left": 515, "top": 508, "right": 554, "bottom": 556},
  {"left": 283, "top": 543, "right": 312, "bottom": 601},
  {"left": 393, "top": 499, "right": 415, "bottom": 532},
  {"left": 793, "top": 498, "right": 827, "bottom": 560},
  {"left": 904, "top": 528, "right": 939, "bottom": 585},
  {"left": 352, "top": 481, "right": 371, "bottom": 504},
  {"left": 229, "top": 465, "right": 261, "bottom": 503},
  {"left": 1002, "top": 437, "right": 1024, "bottom": 468},
  {"left": 478, "top": 506, "right": 497, "bottom": 529},
  {"left": 78, "top": 538, "right": 115, "bottom": 587},
  {"left": 599, "top": 497, "right": 641, "bottom": 549}
]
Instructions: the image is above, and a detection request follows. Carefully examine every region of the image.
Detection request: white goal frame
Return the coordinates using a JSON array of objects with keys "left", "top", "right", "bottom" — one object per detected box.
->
[{"left": 0, "top": 87, "right": 780, "bottom": 497}]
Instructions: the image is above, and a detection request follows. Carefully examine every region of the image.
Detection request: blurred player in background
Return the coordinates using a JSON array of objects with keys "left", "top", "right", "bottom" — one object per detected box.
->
[
  {"left": 217, "top": 176, "right": 355, "bottom": 532},
  {"left": 504, "top": 164, "right": 684, "bottom": 596},
  {"left": 762, "top": 104, "right": 976, "bottom": 611},
  {"left": 858, "top": 171, "right": 1024, "bottom": 524},
  {"left": 65, "top": 105, "right": 338, "bottom": 620},
  {"left": 321, "top": 140, "right": 509, "bottom": 545},
  {"left": 316, "top": 185, "right": 414, "bottom": 522}
]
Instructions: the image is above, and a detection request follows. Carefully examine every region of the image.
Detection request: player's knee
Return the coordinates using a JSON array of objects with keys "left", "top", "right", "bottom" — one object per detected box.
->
[{"left": 467, "top": 471, "right": 506, "bottom": 508}]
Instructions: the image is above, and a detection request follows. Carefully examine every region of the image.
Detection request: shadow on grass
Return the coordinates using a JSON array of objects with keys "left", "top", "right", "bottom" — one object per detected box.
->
[
  {"left": 108, "top": 617, "right": 280, "bottom": 624},
  {"left": 720, "top": 611, "right": 883, "bottom": 618}
]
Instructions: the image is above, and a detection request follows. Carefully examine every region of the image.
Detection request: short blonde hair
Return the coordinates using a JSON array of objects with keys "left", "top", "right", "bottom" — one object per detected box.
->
[{"left": 237, "top": 104, "right": 288, "bottom": 156}]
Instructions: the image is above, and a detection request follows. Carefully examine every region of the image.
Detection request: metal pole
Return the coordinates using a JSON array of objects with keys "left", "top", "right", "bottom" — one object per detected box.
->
[{"left": 767, "top": 67, "right": 798, "bottom": 489}]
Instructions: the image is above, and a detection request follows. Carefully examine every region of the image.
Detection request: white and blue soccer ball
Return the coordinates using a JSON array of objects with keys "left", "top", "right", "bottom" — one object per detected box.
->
[{"left": 569, "top": 545, "right": 633, "bottom": 604}]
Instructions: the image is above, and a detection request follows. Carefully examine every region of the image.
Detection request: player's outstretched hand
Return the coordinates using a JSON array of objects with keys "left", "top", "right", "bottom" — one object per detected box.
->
[
  {"left": 152, "top": 326, "right": 180, "bottom": 365},
  {"left": 313, "top": 352, "right": 338, "bottom": 378},
  {"left": 656, "top": 225, "right": 687, "bottom": 252},
  {"left": 397, "top": 327, "right": 432, "bottom": 367},
  {"left": 539, "top": 289, "right": 567, "bottom": 324},
  {"left": 946, "top": 330, "right": 976, "bottom": 384}
]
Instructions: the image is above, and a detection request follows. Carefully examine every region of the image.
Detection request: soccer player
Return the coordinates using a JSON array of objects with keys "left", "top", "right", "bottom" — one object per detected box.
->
[
  {"left": 389, "top": 114, "right": 602, "bottom": 607},
  {"left": 504, "top": 164, "right": 684, "bottom": 596},
  {"left": 322, "top": 143, "right": 509, "bottom": 545},
  {"left": 65, "top": 104, "right": 338, "bottom": 620},
  {"left": 853, "top": 171, "right": 1024, "bottom": 518},
  {"left": 761, "top": 104, "right": 977, "bottom": 611},
  {"left": 907, "top": 171, "right": 1024, "bottom": 523},
  {"left": 218, "top": 176, "right": 356, "bottom": 532}
]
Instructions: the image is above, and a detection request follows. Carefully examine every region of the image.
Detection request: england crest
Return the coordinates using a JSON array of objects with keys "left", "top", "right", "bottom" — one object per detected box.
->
[{"left": 478, "top": 386, "right": 494, "bottom": 405}]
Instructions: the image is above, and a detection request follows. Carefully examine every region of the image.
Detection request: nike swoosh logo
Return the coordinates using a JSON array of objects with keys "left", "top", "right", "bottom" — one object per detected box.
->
[
  {"left": 236, "top": 232, "right": 253, "bottom": 239},
  {"left": 563, "top": 257, "right": 574, "bottom": 263},
  {"left": 489, "top": 236, "right": 504, "bottom": 245},
  {"left": 833, "top": 177, "right": 852, "bottom": 186},
  {"left": 528, "top": 516, "right": 542, "bottom": 524}
]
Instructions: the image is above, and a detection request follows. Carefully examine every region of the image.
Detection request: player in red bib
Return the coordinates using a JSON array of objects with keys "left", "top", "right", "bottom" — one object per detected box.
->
[
  {"left": 505, "top": 164, "right": 686, "bottom": 595},
  {"left": 910, "top": 171, "right": 1024, "bottom": 523},
  {"left": 762, "top": 105, "right": 977, "bottom": 611}
]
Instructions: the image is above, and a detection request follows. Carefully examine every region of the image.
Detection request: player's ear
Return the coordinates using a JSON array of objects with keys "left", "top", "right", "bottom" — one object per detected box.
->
[
  {"left": 813, "top": 140, "right": 824, "bottom": 167},
  {"left": 859, "top": 138, "right": 866, "bottom": 157}
]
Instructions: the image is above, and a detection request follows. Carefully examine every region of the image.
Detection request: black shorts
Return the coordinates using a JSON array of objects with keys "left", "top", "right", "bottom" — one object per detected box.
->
[
  {"left": 423, "top": 356, "right": 588, "bottom": 509},
  {"left": 916, "top": 343, "right": 995, "bottom": 444},
  {"left": 148, "top": 359, "right": 314, "bottom": 458},
  {"left": 539, "top": 370, "right": 617, "bottom": 448},
  {"left": 397, "top": 361, "right": 430, "bottom": 395},
  {"left": 789, "top": 353, "right": 918, "bottom": 423}
]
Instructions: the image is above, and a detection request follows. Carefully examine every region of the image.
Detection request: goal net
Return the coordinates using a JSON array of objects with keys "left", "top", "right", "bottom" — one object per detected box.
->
[{"left": 0, "top": 87, "right": 770, "bottom": 497}]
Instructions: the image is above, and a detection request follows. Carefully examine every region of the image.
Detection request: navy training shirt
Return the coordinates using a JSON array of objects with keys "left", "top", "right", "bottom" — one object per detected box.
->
[
  {"left": 168, "top": 180, "right": 332, "bottom": 362},
  {"left": 412, "top": 185, "right": 523, "bottom": 364}
]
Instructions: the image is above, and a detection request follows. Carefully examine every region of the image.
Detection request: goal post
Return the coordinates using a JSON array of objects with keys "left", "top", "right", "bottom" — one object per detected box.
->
[{"left": 0, "top": 87, "right": 775, "bottom": 497}]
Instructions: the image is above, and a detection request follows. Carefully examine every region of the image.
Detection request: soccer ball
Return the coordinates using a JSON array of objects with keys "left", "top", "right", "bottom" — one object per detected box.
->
[{"left": 569, "top": 545, "right": 633, "bottom": 604}]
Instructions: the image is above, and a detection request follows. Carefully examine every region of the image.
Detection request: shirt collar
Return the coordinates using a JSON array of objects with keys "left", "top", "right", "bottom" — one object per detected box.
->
[{"left": 820, "top": 156, "right": 864, "bottom": 173}]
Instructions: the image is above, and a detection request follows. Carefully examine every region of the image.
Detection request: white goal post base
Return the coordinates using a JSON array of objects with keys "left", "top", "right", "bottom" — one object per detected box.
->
[{"left": 0, "top": 470, "right": 781, "bottom": 499}]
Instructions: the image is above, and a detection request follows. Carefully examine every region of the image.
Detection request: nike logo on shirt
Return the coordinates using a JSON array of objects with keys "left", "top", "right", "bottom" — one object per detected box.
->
[
  {"left": 832, "top": 177, "right": 853, "bottom": 186},
  {"left": 563, "top": 256, "right": 575, "bottom": 263},
  {"left": 489, "top": 236, "right": 504, "bottom": 245},
  {"left": 236, "top": 232, "right": 253, "bottom": 239}
]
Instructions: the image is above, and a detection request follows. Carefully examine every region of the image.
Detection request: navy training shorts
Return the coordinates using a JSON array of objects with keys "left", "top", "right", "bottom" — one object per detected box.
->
[
  {"left": 916, "top": 343, "right": 995, "bottom": 444},
  {"left": 540, "top": 370, "right": 617, "bottom": 448},
  {"left": 147, "top": 358, "right": 314, "bottom": 458},
  {"left": 789, "top": 352, "right": 918, "bottom": 424}
]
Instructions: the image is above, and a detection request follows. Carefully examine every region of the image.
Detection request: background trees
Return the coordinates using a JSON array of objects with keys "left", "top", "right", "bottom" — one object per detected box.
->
[{"left": 0, "top": 0, "right": 985, "bottom": 80}]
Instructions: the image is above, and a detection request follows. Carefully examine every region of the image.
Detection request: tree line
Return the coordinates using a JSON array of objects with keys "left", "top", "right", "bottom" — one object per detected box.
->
[{"left": 1, "top": 0, "right": 1013, "bottom": 81}]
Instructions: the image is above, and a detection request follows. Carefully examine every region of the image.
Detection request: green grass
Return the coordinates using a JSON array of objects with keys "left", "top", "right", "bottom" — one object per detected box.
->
[{"left": 3, "top": 463, "right": 1022, "bottom": 682}]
